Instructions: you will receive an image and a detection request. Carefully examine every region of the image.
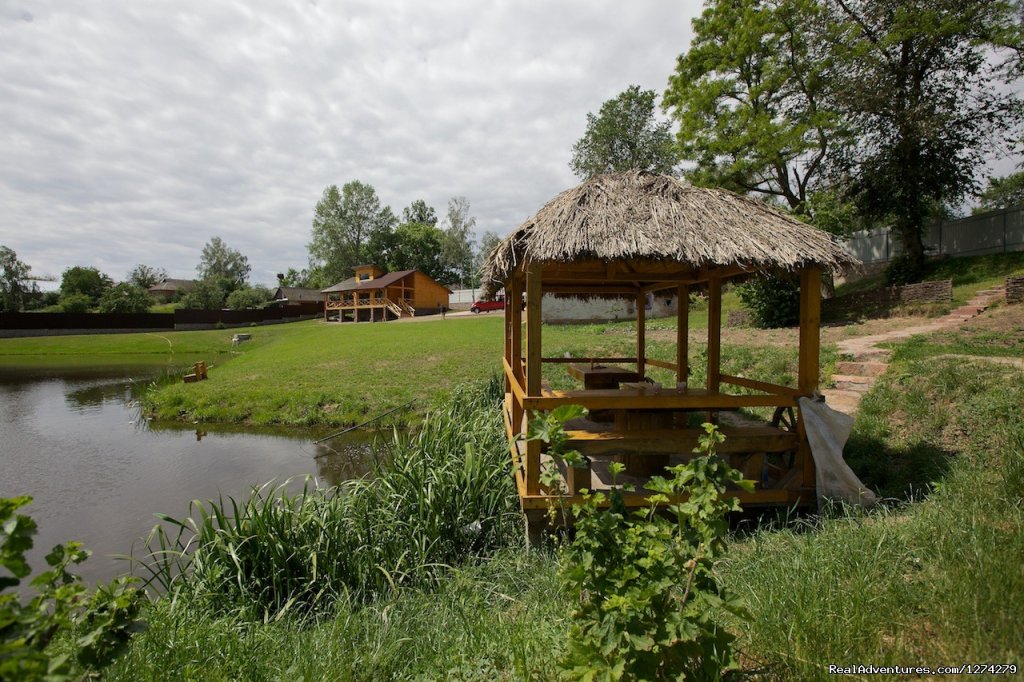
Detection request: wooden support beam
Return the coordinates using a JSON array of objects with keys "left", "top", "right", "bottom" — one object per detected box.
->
[
  {"left": 677, "top": 284, "right": 689, "bottom": 384},
  {"left": 798, "top": 266, "right": 822, "bottom": 394},
  {"left": 798, "top": 266, "right": 822, "bottom": 489},
  {"left": 636, "top": 291, "right": 646, "bottom": 378},
  {"left": 525, "top": 263, "right": 542, "bottom": 495},
  {"left": 707, "top": 277, "right": 722, "bottom": 393}
]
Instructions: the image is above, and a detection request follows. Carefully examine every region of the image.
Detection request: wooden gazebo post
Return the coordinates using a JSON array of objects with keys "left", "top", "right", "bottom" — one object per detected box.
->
[
  {"left": 798, "top": 265, "right": 822, "bottom": 487},
  {"left": 677, "top": 284, "right": 689, "bottom": 384},
  {"left": 707, "top": 276, "right": 722, "bottom": 394},
  {"left": 524, "top": 262, "right": 543, "bottom": 495},
  {"left": 636, "top": 291, "right": 646, "bottom": 378}
]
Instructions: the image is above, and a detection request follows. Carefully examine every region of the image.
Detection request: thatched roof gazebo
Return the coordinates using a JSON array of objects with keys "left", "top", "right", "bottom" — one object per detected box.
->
[{"left": 482, "top": 171, "right": 854, "bottom": 517}]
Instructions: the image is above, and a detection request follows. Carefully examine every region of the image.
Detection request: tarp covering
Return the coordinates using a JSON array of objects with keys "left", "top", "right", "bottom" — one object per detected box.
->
[{"left": 798, "top": 396, "right": 879, "bottom": 508}]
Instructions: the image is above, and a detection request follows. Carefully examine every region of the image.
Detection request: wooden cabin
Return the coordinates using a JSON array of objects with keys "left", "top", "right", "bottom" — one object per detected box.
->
[
  {"left": 322, "top": 265, "right": 452, "bottom": 322},
  {"left": 480, "top": 171, "right": 855, "bottom": 521}
]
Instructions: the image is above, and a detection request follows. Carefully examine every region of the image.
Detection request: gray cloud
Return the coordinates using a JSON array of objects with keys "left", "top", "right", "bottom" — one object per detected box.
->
[{"left": 0, "top": 2, "right": 684, "bottom": 284}]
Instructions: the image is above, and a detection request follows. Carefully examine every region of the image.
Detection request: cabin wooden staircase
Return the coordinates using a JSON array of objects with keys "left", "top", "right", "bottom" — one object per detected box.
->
[{"left": 383, "top": 298, "right": 415, "bottom": 320}]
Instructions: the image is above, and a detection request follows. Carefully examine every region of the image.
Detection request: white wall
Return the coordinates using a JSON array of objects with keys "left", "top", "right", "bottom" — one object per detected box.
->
[{"left": 542, "top": 293, "right": 678, "bottom": 323}]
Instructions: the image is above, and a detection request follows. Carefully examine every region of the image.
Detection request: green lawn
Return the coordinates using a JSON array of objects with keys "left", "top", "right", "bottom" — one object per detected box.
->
[
  {"left": 1, "top": 309, "right": 835, "bottom": 427},
  {"left": 102, "top": 334, "right": 1024, "bottom": 680}
]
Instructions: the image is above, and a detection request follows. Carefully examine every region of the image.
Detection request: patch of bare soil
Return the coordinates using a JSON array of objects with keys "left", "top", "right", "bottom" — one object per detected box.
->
[{"left": 648, "top": 314, "right": 956, "bottom": 347}]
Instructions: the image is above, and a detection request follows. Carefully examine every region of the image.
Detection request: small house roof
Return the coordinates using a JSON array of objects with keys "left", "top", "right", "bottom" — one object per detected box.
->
[
  {"left": 481, "top": 171, "right": 855, "bottom": 288},
  {"left": 272, "top": 286, "right": 322, "bottom": 302},
  {"left": 148, "top": 278, "right": 195, "bottom": 292},
  {"left": 321, "top": 270, "right": 417, "bottom": 293}
]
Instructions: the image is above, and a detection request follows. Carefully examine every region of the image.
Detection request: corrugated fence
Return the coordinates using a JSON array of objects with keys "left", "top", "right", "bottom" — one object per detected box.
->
[{"left": 843, "top": 205, "right": 1024, "bottom": 264}]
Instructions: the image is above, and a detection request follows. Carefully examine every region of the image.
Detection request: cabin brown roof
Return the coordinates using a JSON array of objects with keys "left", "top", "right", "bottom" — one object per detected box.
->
[
  {"left": 321, "top": 270, "right": 417, "bottom": 293},
  {"left": 481, "top": 171, "right": 855, "bottom": 289}
]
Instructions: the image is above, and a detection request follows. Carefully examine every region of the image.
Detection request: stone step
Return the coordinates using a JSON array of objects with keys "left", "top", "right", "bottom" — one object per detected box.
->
[
  {"left": 835, "top": 360, "right": 888, "bottom": 377},
  {"left": 820, "top": 389, "right": 863, "bottom": 414},
  {"left": 849, "top": 348, "right": 891, "bottom": 362},
  {"left": 831, "top": 374, "right": 875, "bottom": 392},
  {"left": 951, "top": 306, "right": 984, "bottom": 316}
]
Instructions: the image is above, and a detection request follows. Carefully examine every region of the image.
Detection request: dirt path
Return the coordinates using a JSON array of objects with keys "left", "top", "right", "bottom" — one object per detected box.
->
[{"left": 821, "top": 285, "right": 1010, "bottom": 414}]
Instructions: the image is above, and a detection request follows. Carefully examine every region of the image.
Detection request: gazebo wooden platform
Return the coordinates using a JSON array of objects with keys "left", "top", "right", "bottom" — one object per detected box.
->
[{"left": 481, "top": 171, "right": 855, "bottom": 514}]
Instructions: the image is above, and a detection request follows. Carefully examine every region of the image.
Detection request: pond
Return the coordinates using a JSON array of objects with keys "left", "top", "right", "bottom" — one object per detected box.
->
[{"left": 0, "top": 356, "right": 385, "bottom": 586}]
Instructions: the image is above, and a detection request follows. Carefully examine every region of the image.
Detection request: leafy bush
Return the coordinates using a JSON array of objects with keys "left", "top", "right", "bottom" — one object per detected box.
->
[
  {"left": 57, "top": 293, "right": 92, "bottom": 313},
  {"left": 140, "top": 377, "right": 519, "bottom": 619},
  {"left": 559, "top": 424, "right": 751, "bottom": 680},
  {"left": 179, "top": 279, "right": 226, "bottom": 310},
  {"left": 884, "top": 253, "right": 924, "bottom": 286},
  {"left": 1, "top": 496, "right": 144, "bottom": 681},
  {"left": 97, "top": 283, "right": 154, "bottom": 313},
  {"left": 225, "top": 285, "right": 272, "bottom": 310},
  {"left": 736, "top": 273, "right": 800, "bottom": 328}
]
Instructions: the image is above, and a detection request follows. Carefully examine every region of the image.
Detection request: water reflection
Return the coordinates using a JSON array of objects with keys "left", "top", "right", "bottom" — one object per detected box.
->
[{"left": 0, "top": 356, "right": 380, "bottom": 585}]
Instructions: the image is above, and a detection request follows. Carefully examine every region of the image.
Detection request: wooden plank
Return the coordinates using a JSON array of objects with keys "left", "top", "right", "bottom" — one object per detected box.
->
[
  {"left": 543, "top": 285, "right": 639, "bottom": 295},
  {"left": 707, "top": 277, "right": 722, "bottom": 392},
  {"left": 503, "top": 357, "right": 525, "bottom": 404},
  {"left": 541, "top": 357, "right": 637, "bottom": 364},
  {"left": 565, "top": 427, "right": 797, "bottom": 455},
  {"left": 677, "top": 284, "right": 689, "bottom": 384},
  {"left": 518, "top": 487, "right": 799, "bottom": 510},
  {"left": 509, "top": 276, "right": 523, "bottom": 384},
  {"left": 525, "top": 263, "right": 542, "bottom": 494},
  {"left": 636, "top": 292, "right": 646, "bottom": 378},
  {"left": 720, "top": 374, "right": 802, "bottom": 397},
  {"left": 523, "top": 390, "right": 797, "bottom": 411},
  {"left": 645, "top": 358, "right": 678, "bottom": 372}
]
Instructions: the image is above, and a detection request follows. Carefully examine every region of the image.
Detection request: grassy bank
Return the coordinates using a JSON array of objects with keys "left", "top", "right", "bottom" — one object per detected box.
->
[{"left": 97, "top": 319, "right": 1024, "bottom": 679}]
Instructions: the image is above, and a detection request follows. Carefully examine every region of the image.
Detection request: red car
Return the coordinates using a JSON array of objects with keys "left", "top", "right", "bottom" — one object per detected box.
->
[{"left": 470, "top": 297, "right": 505, "bottom": 313}]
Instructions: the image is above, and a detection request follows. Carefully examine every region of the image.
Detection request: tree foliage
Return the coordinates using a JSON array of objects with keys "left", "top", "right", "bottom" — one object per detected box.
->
[
  {"left": 59, "top": 266, "right": 111, "bottom": 305},
  {"left": 97, "top": 283, "right": 153, "bottom": 314},
  {"left": 473, "top": 231, "right": 502, "bottom": 282},
  {"left": 0, "top": 246, "right": 36, "bottom": 313},
  {"left": 668, "top": 0, "right": 1023, "bottom": 275},
  {"left": 126, "top": 264, "right": 167, "bottom": 290},
  {"left": 179, "top": 279, "right": 226, "bottom": 310},
  {"left": 737, "top": 273, "right": 801, "bottom": 328},
  {"left": 225, "top": 285, "right": 272, "bottom": 310},
  {"left": 976, "top": 170, "right": 1024, "bottom": 212},
  {"left": 308, "top": 182, "right": 397, "bottom": 285},
  {"left": 570, "top": 85, "right": 677, "bottom": 179},
  {"left": 665, "top": 0, "right": 836, "bottom": 212},
  {"left": 440, "top": 197, "right": 476, "bottom": 286},
  {"left": 824, "top": 0, "right": 1024, "bottom": 270},
  {"left": 196, "top": 237, "right": 250, "bottom": 291},
  {"left": 384, "top": 222, "right": 448, "bottom": 282},
  {"left": 401, "top": 199, "right": 438, "bottom": 226}
]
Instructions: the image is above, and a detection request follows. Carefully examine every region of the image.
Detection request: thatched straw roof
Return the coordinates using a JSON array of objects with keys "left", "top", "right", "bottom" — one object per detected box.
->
[{"left": 481, "top": 171, "right": 855, "bottom": 289}]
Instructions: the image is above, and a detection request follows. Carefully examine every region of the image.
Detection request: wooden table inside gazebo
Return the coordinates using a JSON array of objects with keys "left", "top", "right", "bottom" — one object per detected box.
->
[{"left": 481, "top": 171, "right": 855, "bottom": 520}]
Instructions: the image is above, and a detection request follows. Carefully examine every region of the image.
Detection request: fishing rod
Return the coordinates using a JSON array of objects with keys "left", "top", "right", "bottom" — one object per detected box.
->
[{"left": 312, "top": 399, "right": 415, "bottom": 450}]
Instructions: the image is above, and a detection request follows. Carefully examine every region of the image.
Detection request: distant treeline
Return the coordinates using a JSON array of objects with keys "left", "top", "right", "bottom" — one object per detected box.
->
[{"left": 0, "top": 302, "right": 323, "bottom": 332}]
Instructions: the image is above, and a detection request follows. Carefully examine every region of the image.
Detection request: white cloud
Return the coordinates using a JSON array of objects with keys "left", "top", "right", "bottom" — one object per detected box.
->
[{"left": 0, "top": 1, "right": 697, "bottom": 283}]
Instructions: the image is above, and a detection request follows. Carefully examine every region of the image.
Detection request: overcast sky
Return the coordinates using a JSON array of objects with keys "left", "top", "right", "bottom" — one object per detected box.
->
[
  {"left": 0, "top": 1, "right": 699, "bottom": 286},
  {"left": 1, "top": 2, "right": 1020, "bottom": 289}
]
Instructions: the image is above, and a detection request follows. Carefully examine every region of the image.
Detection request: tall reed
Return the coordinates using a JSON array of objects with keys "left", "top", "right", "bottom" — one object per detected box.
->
[{"left": 139, "top": 376, "right": 520, "bottom": 619}]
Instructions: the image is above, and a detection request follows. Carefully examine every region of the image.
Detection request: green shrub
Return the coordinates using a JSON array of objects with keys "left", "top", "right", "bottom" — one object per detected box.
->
[
  {"left": 1, "top": 496, "right": 144, "bottom": 681},
  {"left": 225, "top": 285, "right": 272, "bottom": 310},
  {"left": 884, "top": 253, "right": 923, "bottom": 286},
  {"left": 736, "top": 273, "right": 800, "bottom": 328},
  {"left": 140, "top": 377, "right": 519, "bottom": 619},
  {"left": 97, "top": 283, "right": 154, "bottom": 313},
  {"left": 57, "top": 293, "right": 92, "bottom": 313},
  {"left": 558, "top": 424, "right": 751, "bottom": 680}
]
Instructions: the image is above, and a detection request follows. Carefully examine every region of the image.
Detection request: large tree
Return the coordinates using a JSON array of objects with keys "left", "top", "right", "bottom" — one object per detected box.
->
[
  {"left": 97, "top": 283, "right": 153, "bottom": 313},
  {"left": 440, "top": 197, "right": 476, "bottom": 286},
  {"left": 473, "top": 230, "right": 502, "bottom": 282},
  {"left": 309, "top": 181, "right": 396, "bottom": 284},
  {"left": 60, "top": 266, "right": 111, "bottom": 305},
  {"left": 0, "top": 246, "right": 37, "bottom": 312},
  {"left": 823, "top": 0, "right": 1024, "bottom": 271},
  {"left": 196, "top": 237, "right": 250, "bottom": 290},
  {"left": 126, "top": 264, "right": 168, "bottom": 290},
  {"left": 975, "top": 170, "right": 1024, "bottom": 213},
  {"left": 401, "top": 199, "right": 438, "bottom": 226},
  {"left": 664, "top": 0, "right": 837, "bottom": 212},
  {"left": 570, "top": 85, "right": 678, "bottom": 179},
  {"left": 386, "top": 221, "right": 448, "bottom": 282}
]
